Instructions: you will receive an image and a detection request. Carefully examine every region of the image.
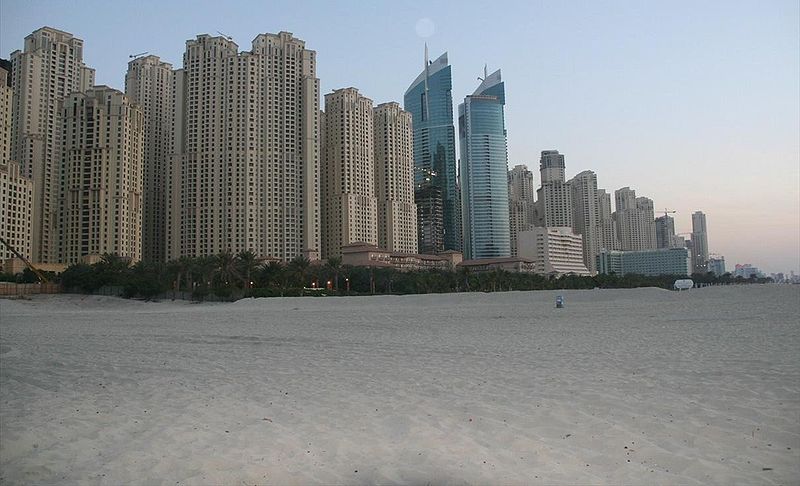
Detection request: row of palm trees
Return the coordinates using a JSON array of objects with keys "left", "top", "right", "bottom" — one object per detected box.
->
[{"left": 56, "top": 251, "right": 766, "bottom": 301}]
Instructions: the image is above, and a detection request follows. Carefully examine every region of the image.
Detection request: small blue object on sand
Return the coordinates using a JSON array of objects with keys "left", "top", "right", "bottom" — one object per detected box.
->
[{"left": 555, "top": 295, "right": 564, "bottom": 308}]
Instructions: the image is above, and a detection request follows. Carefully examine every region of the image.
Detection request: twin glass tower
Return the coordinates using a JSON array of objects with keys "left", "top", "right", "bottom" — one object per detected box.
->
[{"left": 405, "top": 49, "right": 510, "bottom": 260}]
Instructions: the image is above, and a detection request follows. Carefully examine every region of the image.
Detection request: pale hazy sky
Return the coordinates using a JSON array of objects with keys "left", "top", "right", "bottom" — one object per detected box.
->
[{"left": 2, "top": 0, "right": 798, "bottom": 273}]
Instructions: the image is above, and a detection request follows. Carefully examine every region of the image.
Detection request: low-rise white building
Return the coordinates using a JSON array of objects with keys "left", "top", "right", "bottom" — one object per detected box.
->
[{"left": 517, "top": 227, "right": 592, "bottom": 276}]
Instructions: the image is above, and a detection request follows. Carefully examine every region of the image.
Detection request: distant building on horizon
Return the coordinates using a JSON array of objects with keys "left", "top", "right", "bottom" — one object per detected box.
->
[
  {"left": 707, "top": 256, "right": 726, "bottom": 276},
  {"left": 734, "top": 263, "right": 763, "bottom": 279},
  {"left": 458, "top": 68, "right": 510, "bottom": 260},
  {"left": 404, "top": 50, "right": 461, "bottom": 254},
  {"left": 596, "top": 247, "right": 691, "bottom": 277}
]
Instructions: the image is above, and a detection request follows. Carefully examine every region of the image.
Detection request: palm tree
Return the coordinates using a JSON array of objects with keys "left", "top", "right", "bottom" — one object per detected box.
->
[
  {"left": 326, "top": 256, "right": 342, "bottom": 290},
  {"left": 216, "top": 251, "right": 243, "bottom": 287},
  {"left": 288, "top": 255, "right": 311, "bottom": 288},
  {"left": 237, "top": 250, "right": 259, "bottom": 288}
]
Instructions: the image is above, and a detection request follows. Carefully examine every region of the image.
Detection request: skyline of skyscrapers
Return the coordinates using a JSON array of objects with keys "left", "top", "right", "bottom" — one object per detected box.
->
[
  {"left": 458, "top": 68, "right": 510, "bottom": 260},
  {"left": 0, "top": 25, "right": 731, "bottom": 276},
  {"left": 404, "top": 50, "right": 461, "bottom": 254}
]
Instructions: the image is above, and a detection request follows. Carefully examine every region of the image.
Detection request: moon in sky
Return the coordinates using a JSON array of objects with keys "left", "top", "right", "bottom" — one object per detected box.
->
[{"left": 415, "top": 18, "right": 435, "bottom": 38}]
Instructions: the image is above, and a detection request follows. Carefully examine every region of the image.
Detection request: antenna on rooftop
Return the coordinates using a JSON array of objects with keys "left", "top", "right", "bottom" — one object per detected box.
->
[
  {"left": 129, "top": 51, "right": 148, "bottom": 59},
  {"left": 478, "top": 63, "right": 488, "bottom": 82},
  {"left": 217, "top": 31, "right": 233, "bottom": 40}
]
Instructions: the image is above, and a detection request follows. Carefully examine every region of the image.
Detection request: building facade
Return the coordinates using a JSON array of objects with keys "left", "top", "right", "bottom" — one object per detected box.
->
[
  {"left": 58, "top": 87, "right": 144, "bottom": 264},
  {"left": 458, "top": 69, "right": 510, "bottom": 259},
  {"left": 404, "top": 51, "right": 461, "bottom": 253},
  {"left": 508, "top": 164, "right": 535, "bottom": 256},
  {"left": 536, "top": 150, "right": 573, "bottom": 228},
  {"left": 596, "top": 247, "right": 691, "bottom": 276},
  {"left": 125, "top": 55, "right": 173, "bottom": 262},
  {"left": 373, "top": 102, "right": 418, "bottom": 253},
  {"left": 517, "top": 227, "right": 591, "bottom": 276},
  {"left": 707, "top": 255, "right": 726, "bottom": 276},
  {"left": 168, "top": 32, "right": 320, "bottom": 261},
  {"left": 10, "top": 27, "right": 95, "bottom": 263},
  {"left": 321, "top": 88, "right": 377, "bottom": 258},
  {"left": 596, "top": 189, "right": 619, "bottom": 252}
]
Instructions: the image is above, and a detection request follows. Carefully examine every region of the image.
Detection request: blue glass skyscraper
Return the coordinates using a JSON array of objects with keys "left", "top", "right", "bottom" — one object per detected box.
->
[
  {"left": 404, "top": 51, "right": 461, "bottom": 253},
  {"left": 458, "top": 69, "right": 511, "bottom": 259}
]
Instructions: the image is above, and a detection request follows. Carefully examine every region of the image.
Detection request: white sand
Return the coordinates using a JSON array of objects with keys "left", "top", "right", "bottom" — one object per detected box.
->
[{"left": 1, "top": 285, "right": 798, "bottom": 485}]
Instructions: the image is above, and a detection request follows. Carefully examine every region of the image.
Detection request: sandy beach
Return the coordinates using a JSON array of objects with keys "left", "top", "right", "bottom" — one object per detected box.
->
[{"left": 1, "top": 285, "right": 798, "bottom": 485}]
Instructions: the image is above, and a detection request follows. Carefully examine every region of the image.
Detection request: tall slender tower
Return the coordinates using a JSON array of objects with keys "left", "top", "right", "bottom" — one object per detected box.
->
[
  {"left": 691, "top": 211, "right": 709, "bottom": 273},
  {"left": 536, "top": 150, "right": 573, "bottom": 228},
  {"left": 59, "top": 87, "right": 144, "bottom": 264},
  {"left": 596, "top": 189, "right": 619, "bottom": 252},
  {"left": 321, "top": 88, "right": 377, "bottom": 258},
  {"left": 458, "top": 68, "right": 510, "bottom": 259},
  {"left": 373, "top": 102, "right": 417, "bottom": 253},
  {"left": 404, "top": 50, "right": 461, "bottom": 253},
  {"left": 655, "top": 214, "right": 676, "bottom": 248},
  {"left": 125, "top": 55, "right": 173, "bottom": 262},
  {"left": 169, "top": 32, "right": 320, "bottom": 261},
  {"left": 569, "top": 170, "right": 600, "bottom": 272},
  {"left": 10, "top": 27, "right": 95, "bottom": 263}
]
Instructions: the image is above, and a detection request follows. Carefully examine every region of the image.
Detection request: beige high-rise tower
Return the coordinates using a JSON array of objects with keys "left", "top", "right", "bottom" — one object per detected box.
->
[
  {"left": 59, "top": 87, "right": 143, "bottom": 264},
  {"left": 0, "top": 64, "right": 34, "bottom": 263},
  {"left": 10, "top": 27, "right": 95, "bottom": 263},
  {"left": 125, "top": 55, "right": 173, "bottom": 262},
  {"left": 569, "top": 170, "right": 600, "bottom": 272},
  {"left": 508, "top": 164, "right": 535, "bottom": 256},
  {"left": 373, "top": 102, "right": 417, "bottom": 254},
  {"left": 614, "top": 187, "right": 656, "bottom": 251},
  {"left": 596, "top": 189, "right": 619, "bottom": 252},
  {"left": 321, "top": 88, "right": 378, "bottom": 258},
  {"left": 169, "top": 32, "right": 320, "bottom": 261}
]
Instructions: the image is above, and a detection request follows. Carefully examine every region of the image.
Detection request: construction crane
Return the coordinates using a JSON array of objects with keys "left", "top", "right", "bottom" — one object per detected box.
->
[
  {"left": 661, "top": 208, "right": 677, "bottom": 219},
  {"left": 129, "top": 51, "right": 148, "bottom": 59},
  {"left": 216, "top": 31, "right": 233, "bottom": 40},
  {"left": 0, "top": 236, "right": 48, "bottom": 283}
]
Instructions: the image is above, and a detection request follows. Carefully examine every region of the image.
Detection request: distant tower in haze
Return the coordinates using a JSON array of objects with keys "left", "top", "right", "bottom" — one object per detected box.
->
[
  {"left": 691, "top": 211, "right": 709, "bottom": 273},
  {"left": 655, "top": 214, "right": 676, "bottom": 249},
  {"left": 458, "top": 67, "right": 510, "bottom": 259},
  {"left": 404, "top": 48, "right": 461, "bottom": 253}
]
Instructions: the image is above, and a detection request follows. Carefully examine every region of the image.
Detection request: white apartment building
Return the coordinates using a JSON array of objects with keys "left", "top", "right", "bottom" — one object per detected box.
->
[
  {"left": 373, "top": 102, "right": 417, "bottom": 254},
  {"left": 10, "top": 27, "right": 95, "bottom": 263},
  {"left": 517, "top": 227, "right": 591, "bottom": 276},
  {"left": 59, "top": 87, "right": 144, "bottom": 264},
  {"left": 321, "top": 88, "right": 378, "bottom": 258},
  {"left": 125, "top": 55, "right": 173, "bottom": 262},
  {"left": 168, "top": 32, "right": 320, "bottom": 262}
]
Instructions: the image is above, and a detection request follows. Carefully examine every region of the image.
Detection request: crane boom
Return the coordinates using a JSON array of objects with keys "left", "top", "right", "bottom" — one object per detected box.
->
[{"left": 0, "top": 237, "right": 48, "bottom": 283}]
